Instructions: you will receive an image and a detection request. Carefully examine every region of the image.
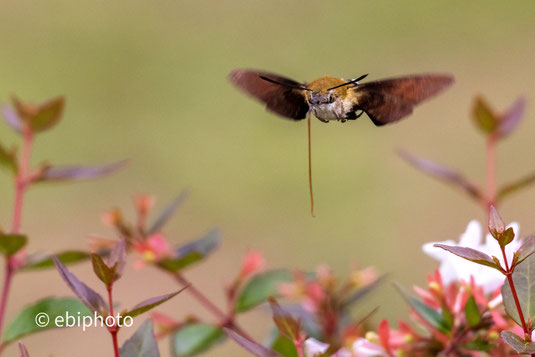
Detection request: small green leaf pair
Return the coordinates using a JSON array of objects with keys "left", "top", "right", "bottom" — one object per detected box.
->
[
  {"left": 6, "top": 96, "right": 64, "bottom": 134},
  {"left": 91, "top": 239, "right": 126, "bottom": 287},
  {"left": 472, "top": 96, "right": 525, "bottom": 138}
]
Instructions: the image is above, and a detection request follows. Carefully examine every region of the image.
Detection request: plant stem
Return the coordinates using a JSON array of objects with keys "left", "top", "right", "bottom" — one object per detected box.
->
[
  {"left": 107, "top": 285, "right": 120, "bottom": 357},
  {"left": 485, "top": 133, "right": 497, "bottom": 215},
  {"left": 0, "top": 129, "right": 34, "bottom": 346},
  {"left": 170, "top": 272, "right": 254, "bottom": 341},
  {"left": 295, "top": 339, "right": 304, "bottom": 357},
  {"left": 501, "top": 247, "right": 535, "bottom": 356}
]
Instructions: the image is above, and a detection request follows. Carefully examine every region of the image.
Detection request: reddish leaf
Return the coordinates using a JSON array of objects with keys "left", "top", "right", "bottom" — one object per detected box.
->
[
  {"left": 147, "top": 190, "right": 190, "bottom": 235},
  {"left": 488, "top": 206, "right": 505, "bottom": 239},
  {"left": 11, "top": 96, "right": 65, "bottom": 133},
  {"left": 123, "top": 288, "right": 186, "bottom": 319},
  {"left": 497, "top": 97, "right": 525, "bottom": 139},
  {"left": 119, "top": 320, "right": 160, "bottom": 357},
  {"left": 225, "top": 328, "right": 282, "bottom": 357},
  {"left": 398, "top": 150, "right": 482, "bottom": 200},
  {"left": 498, "top": 171, "right": 535, "bottom": 202},
  {"left": 36, "top": 160, "right": 127, "bottom": 183},
  {"left": 18, "top": 342, "right": 30, "bottom": 357},
  {"left": 433, "top": 244, "right": 501, "bottom": 271},
  {"left": 106, "top": 239, "right": 126, "bottom": 280},
  {"left": 501, "top": 330, "right": 535, "bottom": 354},
  {"left": 2, "top": 106, "right": 23, "bottom": 133},
  {"left": 53, "top": 256, "right": 107, "bottom": 314},
  {"left": 516, "top": 235, "right": 535, "bottom": 266},
  {"left": 268, "top": 298, "right": 302, "bottom": 342}
]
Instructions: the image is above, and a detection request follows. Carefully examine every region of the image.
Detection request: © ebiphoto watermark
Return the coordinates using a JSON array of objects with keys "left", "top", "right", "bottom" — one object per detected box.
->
[{"left": 35, "top": 311, "right": 134, "bottom": 331}]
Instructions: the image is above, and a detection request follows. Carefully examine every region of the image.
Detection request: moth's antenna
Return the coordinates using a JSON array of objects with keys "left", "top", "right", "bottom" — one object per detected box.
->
[
  {"left": 259, "top": 75, "right": 312, "bottom": 91},
  {"left": 307, "top": 111, "right": 315, "bottom": 217},
  {"left": 327, "top": 74, "right": 369, "bottom": 91}
]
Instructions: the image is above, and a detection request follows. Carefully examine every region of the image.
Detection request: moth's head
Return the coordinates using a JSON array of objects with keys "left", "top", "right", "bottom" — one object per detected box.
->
[
  {"left": 306, "top": 74, "right": 368, "bottom": 105},
  {"left": 306, "top": 76, "right": 345, "bottom": 105}
]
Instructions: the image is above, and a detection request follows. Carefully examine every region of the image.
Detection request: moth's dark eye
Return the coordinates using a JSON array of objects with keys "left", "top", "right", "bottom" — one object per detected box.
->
[{"left": 328, "top": 93, "right": 334, "bottom": 103}]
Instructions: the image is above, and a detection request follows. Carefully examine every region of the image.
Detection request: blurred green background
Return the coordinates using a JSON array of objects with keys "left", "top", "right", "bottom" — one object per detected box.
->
[{"left": 1, "top": 1, "right": 535, "bottom": 355}]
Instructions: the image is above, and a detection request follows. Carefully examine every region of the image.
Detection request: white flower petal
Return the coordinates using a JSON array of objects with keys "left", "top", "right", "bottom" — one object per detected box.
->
[
  {"left": 459, "top": 220, "right": 482, "bottom": 247},
  {"left": 304, "top": 338, "right": 329, "bottom": 357},
  {"left": 351, "top": 338, "right": 385, "bottom": 356},
  {"left": 423, "top": 220, "right": 520, "bottom": 294}
]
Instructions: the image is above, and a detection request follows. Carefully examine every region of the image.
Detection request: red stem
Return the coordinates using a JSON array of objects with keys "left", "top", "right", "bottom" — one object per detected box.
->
[
  {"left": 295, "top": 340, "right": 304, "bottom": 357},
  {"left": 107, "top": 284, "right": 120, "bottom": 357},
  {"left": 170, "top": 272, "right": 254, "bottom": 341},
  {"left": 0, "top": 129, "right": 34, "bottom": 346},
  {"left": 501, "top": 247, "right": 532, "bottom": 340},
  {"left": 485, "top": 133, "right": 497, "bottom": 216}
]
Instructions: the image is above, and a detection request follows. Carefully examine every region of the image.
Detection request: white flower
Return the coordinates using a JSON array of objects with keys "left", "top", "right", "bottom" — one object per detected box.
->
[
  {"left": 304, "top": 338, "right": 329, "bottom": 357},
  {"left": 351, "top": 338, "right": 385, "bottom": 356},
  {"left": 423, "top": 220, "right": 522, "bottom": 293}
]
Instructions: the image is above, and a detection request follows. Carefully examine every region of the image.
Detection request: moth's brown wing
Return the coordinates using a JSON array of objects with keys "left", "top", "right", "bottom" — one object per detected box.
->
[
  {"left": 351, "top": 74, "right": 454, "bottom": 126},
  {"left": 229, "top": 70, "right": 309, "bottom": 120}
]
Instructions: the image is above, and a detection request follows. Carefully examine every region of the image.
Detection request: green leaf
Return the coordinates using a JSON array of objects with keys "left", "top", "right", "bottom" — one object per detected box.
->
[
  {"left": 29, "top": 96, "right": 65, "bottom": 133},
  {"left": 0, "top": 234, "right": 27, "bottom": 256},
  {"left": 461, "top": 340, "right": 492, "bottom": 351},
  {"left": 225, "top": 328, "right": 281, "bottom": 357},
  {"left": 172, "top": 324, "right": 225, "bottom": 356},
  {"left": 464, "top": 295, "right": 481, "bottom": 327},
  {"left": 3, "top": 297, "right": 91, "bottom": 344},
  {"left": 398, "top": 150, "right": 482, "bottom": 200},
  {"left": 123, "top": 289, "right": 185, "bottom": 319},
  {"left": 11, "top": 96, "right": 65, "bottom": 133},
  {"left": 433, "top": 244, "right": 501, "bottom": 271},
  {"left": 396, "top": 284, "right": 451, "bottom": 333},
  {"left": 499, "top": 227, "right": 515, "bottom": 248},
  {"left": 235, "top": 269, "right": 292, "bottom": 313},
  {"left": 22, "top": 250, "right": 90, "bottom": 271},
  {"left": 269, "top": 334, "right": 297, "bottom": 357},
  {"left": 91, "top": 253, "right": 116, "bottom": 286},
  {"left": 147, "top": 190, "right": 190, "bottom": 235},
  {"left": 0, "top": 143, "right": 17, "bottom": 175},
  {"left": 157, "top": 230, "right": 220, "bottom": 273},
  {"left": 119, "top": 319, "right": 160, "bottom": 357},
  {"left": 501, "top": 330, "right": 535, "bottom": 354},
  {"left": 502, "top": 251, "right": 535, "bottom": 325},
  {"left": 472, "top": 96, "right": 499, "bottom": 134}
]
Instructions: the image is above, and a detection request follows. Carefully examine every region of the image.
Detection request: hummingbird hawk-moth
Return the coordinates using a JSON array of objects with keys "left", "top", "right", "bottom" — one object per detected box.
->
[{"left": 229, "top": 70, "right": 454, "bottom": 215}]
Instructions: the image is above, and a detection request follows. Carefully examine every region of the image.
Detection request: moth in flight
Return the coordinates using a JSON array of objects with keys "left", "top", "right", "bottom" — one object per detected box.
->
[{"left": 229, "top": 70, "right": 454, "bottom": 215}]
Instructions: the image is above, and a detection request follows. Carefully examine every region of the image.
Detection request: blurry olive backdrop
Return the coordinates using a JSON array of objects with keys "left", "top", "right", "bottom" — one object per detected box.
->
[{"left": 1, "top": 1, "right": 535, "bottom": 356}]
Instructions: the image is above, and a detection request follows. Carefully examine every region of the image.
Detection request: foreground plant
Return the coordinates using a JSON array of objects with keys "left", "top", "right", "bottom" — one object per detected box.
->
[
  {"left": 53, "top": 239, "right": 183, "bottom": 356},
  {"left": 0, "top": 96, "right": 123, "bottom": 355}
]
